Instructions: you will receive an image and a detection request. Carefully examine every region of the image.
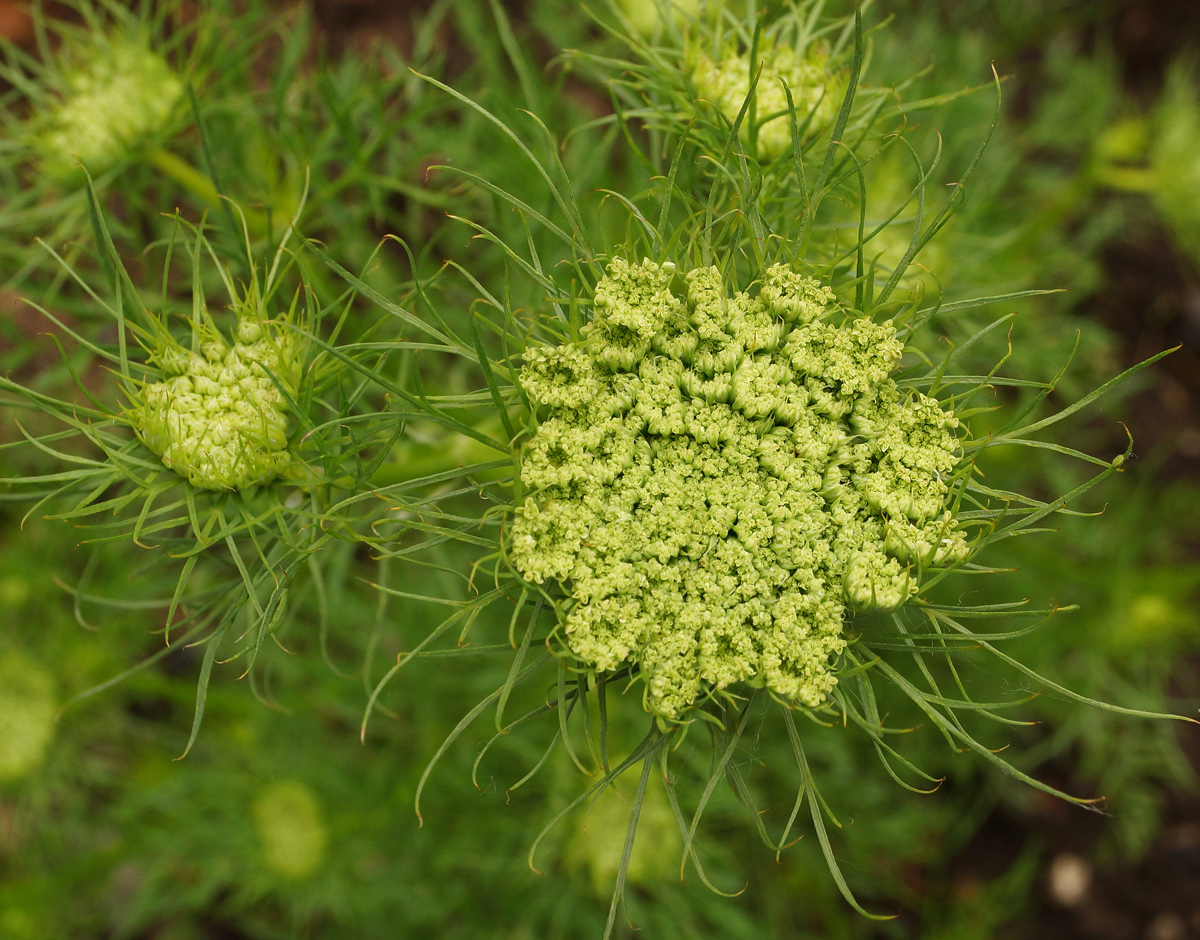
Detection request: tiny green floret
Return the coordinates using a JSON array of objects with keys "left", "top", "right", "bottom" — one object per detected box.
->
[
  {"left": 33, "top": 37, "right": 182, "bottom": 180},
  {"left": 510, "top": 259, "right": 969, "bottom": 718},
  {"left": 132, "top": 309, "right": 302, "bottom": 492}
]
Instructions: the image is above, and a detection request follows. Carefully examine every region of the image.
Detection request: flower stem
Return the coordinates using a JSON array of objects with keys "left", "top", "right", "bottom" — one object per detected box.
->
[{"left": 147, "top": 148, "right": 275, "bottom": 235}]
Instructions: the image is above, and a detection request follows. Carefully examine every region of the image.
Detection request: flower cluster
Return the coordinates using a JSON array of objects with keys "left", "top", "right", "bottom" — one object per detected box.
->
[
  {"left": 509, "top": 259, "right": 969, "bottom": 717},
  {"left": 133, "top": 313, "right": 301, "bottom": 491},
  {"left": 33, "top": 37, "right": 182, "bottom": 179},
  {"left": 691, "top": 42, "right": 842, "bottom": 159}
]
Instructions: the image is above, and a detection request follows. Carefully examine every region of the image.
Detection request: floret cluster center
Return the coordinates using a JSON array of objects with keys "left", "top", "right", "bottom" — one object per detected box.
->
[{"left": 510, "top": 259, "right": 967, "bottom": 717}]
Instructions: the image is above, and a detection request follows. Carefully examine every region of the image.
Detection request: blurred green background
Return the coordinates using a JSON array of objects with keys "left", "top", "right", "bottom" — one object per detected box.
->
[{"left": 1, "top": 1, "right": 1198, "bottom": 937}]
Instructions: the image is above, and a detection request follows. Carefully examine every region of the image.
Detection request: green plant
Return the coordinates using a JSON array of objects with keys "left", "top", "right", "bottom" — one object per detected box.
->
[
  {"left": 1, "top": 2, "right": 1195, "bottom": 938},
  {"left": 311, "top": 5, "right": 1187, "bottom": 932}
]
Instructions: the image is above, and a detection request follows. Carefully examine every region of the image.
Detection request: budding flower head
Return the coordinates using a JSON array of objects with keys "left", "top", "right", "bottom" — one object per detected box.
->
[
  {"left": 509, "top": 259, "right": 969, "bottom": 718},
  {"left": 691, "top": 40, "right": 844, "bottom": 159},
  {"left": 1146, "top": 62, "right": 1200, "bottom": 265},
  {"left": 131, "top": 289, "right": 303, "bottom": 492},
  {"left": 254, "top": 781, "right": 328, "bottom": 880},
  {"left": 566, "top": 765, "right": 680, "bottom": 895},
  {"left": 615, "top": 0, "right": 700, "bottom": 36},
  {"left": 0, "top": 650, "right": 56, "bottom": 781},
  {"left": 30, "top": 35, "right": 182, "bottom": 180},
  {"left": 1091, "top": 61, "right": 1200, "bottom": 268}
]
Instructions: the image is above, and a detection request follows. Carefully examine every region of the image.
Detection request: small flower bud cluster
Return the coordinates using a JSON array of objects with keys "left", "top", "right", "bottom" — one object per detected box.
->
[
  {"left": 134, "top": 316, "right": 301, "bottom": 491},
  {"left": 691, "top": 43, "right": 842, "bottom": 159},
  {"left": 34, "top": 38, "right": 182, "bottom": 179},
  {"left": 1147, "top": 67, "right": 1200, "bottom": 264},
  {"left": 616, "top": 0, "right": 699, "bottom": 36},
  {"left": 0, "top": 652, "right": 55, "bottom": 781},
  {"left": 510, "top": 259, "right": 968, "bottom": 717},
  {"left": 254, "top": 781, "right": 328, "bottom": 879}
]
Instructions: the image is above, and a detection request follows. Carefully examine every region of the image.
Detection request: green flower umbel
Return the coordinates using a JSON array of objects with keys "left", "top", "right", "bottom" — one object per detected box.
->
[
  {"left": 691, "top": 42, "right": 842, "bottom": 159},
  {"left": 510, "top": 260, "right": 969, "bottom": 717},
  {"left": 133, "top": 307, "right": 302, "bottom": 491},
  {"left": 34, "top": 37, "right": 182, "bottom": 180}
]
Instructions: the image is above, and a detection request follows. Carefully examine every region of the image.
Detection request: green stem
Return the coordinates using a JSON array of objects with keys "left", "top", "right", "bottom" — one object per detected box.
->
[
  {"left": 1092, "top": 163, "right": 1156, "bottom": 194},
  {"left": 147, "top": 148, "right": 276, "bottom": 236},
  {"left": 369, "top": 433, "right": 510, "bottom": 488},
  {"left": 325, "top": 416, "right": 516, "bottom": 490},
  {"left": 147, "top": 148, "right": 221, "bottom": 204}
]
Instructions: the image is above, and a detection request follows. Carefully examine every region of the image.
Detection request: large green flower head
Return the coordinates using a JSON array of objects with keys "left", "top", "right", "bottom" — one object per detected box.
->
[
  {"left": 131, "top": 295, "right": 303, "bottom": 492},
  {"left": 510, "top": 259, "right": 969, "bottom": 717},
  {"left": 32, "top": 35, "right": 182, "bottom": 180}
]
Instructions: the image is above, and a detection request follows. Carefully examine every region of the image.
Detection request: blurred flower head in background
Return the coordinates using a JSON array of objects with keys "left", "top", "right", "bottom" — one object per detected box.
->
[
  {"left": 29, "top": 35, "right": 181, "bottom": 180},
  {"left": 0, "top": 650, "right": 55, "bottom": 781}
]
